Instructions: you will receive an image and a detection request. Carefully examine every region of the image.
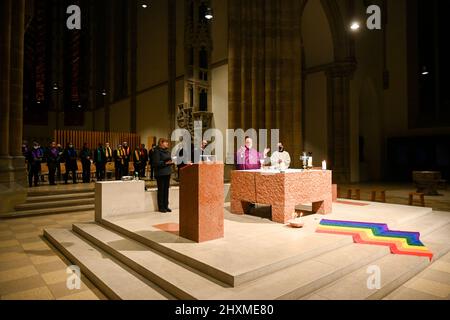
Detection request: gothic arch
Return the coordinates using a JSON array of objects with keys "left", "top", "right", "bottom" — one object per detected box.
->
[
  {"left": 301, "top": 0, "right": 352, "bottom": 63},
  {"left": 301, "top": 0, "right": 356, "bottom": 183}
]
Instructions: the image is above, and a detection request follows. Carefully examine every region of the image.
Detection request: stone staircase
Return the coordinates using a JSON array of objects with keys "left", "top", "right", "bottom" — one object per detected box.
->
[
  {"left": 2, "top": 188, "right": 95, "bottom": 218},
  {"left": 44, "top": 207, "right": 450, "bottom": 300}
]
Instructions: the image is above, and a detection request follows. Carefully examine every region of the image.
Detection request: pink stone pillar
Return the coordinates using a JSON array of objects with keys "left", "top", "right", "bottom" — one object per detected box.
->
[
  {"left": 272, "top": 204, "right": 296, "bottom": 224},
  {"left": 332, "top": 184, "right": 338, "bottom": 202}
]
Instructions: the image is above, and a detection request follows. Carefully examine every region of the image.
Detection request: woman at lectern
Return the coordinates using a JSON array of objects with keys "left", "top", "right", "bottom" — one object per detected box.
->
[{"left": 153, "top": 138, "right": 173, "bottom": 213}]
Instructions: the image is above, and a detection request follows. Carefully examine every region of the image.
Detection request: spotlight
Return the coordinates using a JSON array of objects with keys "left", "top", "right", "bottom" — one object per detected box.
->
[
  {"left": 77, "top": 104, "right": 82, "bottom": 109},
  {"left": 421, "top": 67, "right": 429, "bottom": 76},
  {"left": 142, "top": 4, "right": 148, "bottom": 9},
  {"left": 205, "top": 7, "right": 213, "bottom": 20},
  {"left": 101, "top": 89, "right": 107, "bottom": 96},
  {"left": 53, "top": 83, "right": 59, "bottom": 91},
  {"left": 37, "top": 101, "right": 41, "bottom": 104},
  {"left": 350, "top": 22, "right": 360, "bottom": 31}
]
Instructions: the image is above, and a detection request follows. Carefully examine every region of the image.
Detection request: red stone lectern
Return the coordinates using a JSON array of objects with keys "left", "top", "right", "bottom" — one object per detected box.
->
[{"left": 179, "top": 163, "right": 224, "bottom": 243}]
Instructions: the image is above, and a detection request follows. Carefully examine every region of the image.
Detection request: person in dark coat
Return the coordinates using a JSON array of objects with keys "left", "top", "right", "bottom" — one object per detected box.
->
[
  {"left": 80, "top": 143, "right": 92, "bottom": 183},
  {"left": 28, "top": 141, "right": 43, "bottom": 187},
  {"left": 93, "top": 143, "right": 107, "bottom": 181},
  {"left": 56, "top": 143, "right": 63, "bottom": 181},
  {"left": 148, "top": 144, "right": 156, "bottom": 180},
  {"left": 63, "top": 142, "right": 78, "bottom": 184},
  {"left": 122, "top": 141, "right": 131, "bottom": 177},
  {"left": 152, "top": 138, "right": 173, "bottom": 213},
  {"left": 46, "top": 141, "right": 60, "bottom": 185},
  {"left": 132, "top": 146, "right": 142, "bottom": 178},
  {"left": 139, "top": 144, "right": 148, "bottom": 178}
]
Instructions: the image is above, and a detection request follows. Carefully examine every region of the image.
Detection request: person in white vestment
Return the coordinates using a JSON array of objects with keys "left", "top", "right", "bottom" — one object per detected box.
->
[{"left": 271, "top": 143, "right": 291, "bottom": 170}]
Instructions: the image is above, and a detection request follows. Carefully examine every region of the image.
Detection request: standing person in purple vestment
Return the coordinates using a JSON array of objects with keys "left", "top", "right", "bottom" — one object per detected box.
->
[
  {"left": 46, "top": 141, "right": 60, "bottom": 185},
  {"left": 235, "top": 137, "right": 270, "bottom": 170},
  {"left": 28, "top": 141, "right": 43, "bottom": 187}
]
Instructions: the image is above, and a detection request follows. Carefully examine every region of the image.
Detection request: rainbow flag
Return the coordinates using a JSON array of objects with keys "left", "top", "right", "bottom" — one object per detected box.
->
[{"left": 316, "top": 219, "right": 433, "bottom": 261}]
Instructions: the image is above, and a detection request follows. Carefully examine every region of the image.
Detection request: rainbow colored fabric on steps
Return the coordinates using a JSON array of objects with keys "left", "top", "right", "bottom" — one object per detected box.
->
[{"left": 316, "top": 219, "right": 433, "bottom": 261}]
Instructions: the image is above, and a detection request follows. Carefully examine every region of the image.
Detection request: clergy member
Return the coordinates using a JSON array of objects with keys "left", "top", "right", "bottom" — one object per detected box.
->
[
  {"left": 235, "top": 137, "right": 270, "bottom": 170},
  {"left": 122, "top": 141, "right": 131, "bottom": 176},
  {"left": 46, "top": 141, "right": 60, "bottom": 186},
  {"left": 94, "top": 143, "right": 107, "bottom": 181},
  {"left": 148, "top": 144, "right": 156, "bottom": 180},
  {"left": 104, "top": 142, "right": 113, "bottom": 163},
  {"left": 28, "top": 141, "right": 43, "bottom": 187},
  {"left": 270, "top": 142, "right": 291, "bottom": 170},
  {"left": 139, "top": 144, "right": 148, "bottom": 178},
  {"left": 114, "top": 144, "right": 125, "bottom": 180},
  {"left": 80, "top": 142, "right": 92, "bottom": 183},
  {"left": 63, "top": 142, "right": 78, "bottom": 184},
  {"left": 133, "top": 145, "right": 142, "bottom": 177}
]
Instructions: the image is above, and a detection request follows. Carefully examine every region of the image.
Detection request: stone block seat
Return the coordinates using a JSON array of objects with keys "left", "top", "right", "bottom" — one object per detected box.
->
[
  {"left": 347, "top": 189, "right": 361, "bottom": 200},
  {"left": 409, "top": 192, "right": 425, "bottom": 207},
  {"left": 371, "top": 190, "right": 386, "bottom": 203}
]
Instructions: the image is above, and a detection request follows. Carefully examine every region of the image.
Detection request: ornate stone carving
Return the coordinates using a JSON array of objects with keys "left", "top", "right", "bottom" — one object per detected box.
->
[{"left": 178, "top": 0, "right": 213, "bottom": 134}]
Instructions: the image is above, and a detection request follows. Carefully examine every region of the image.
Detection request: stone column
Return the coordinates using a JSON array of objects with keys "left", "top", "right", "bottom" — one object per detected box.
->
[
  {"left": 0, "top": 0, "right": 12, "bottom": 160},
  {"left": 9, "top": 0, "right": 25, "bottom": 158},
  {"left": 326, "top": 61, "right": 356, "bottom": 184},
  {"left": 129, "top": 0, "right": 138, "bottom": 133},
  {"left": 0, "top": 0, "right": 28, "bottom": 215},
  {"left": 168, "top": 0, "right": 176, "bottom": 135}
]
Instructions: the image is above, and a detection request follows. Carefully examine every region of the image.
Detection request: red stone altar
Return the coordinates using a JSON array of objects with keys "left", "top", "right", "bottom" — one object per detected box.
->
[
  {"left": 231, "top": 169, "right": 333, "bottom": 224},
  {"left": 179, "top": 163, "right": 224, "bottom": 242}
]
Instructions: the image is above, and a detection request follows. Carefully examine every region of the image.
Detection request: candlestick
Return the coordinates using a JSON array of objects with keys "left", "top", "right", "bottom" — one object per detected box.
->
[
  {"left": 322, "top": 160, "right": 327, "bottom": 170},
  {"left": 308, "top": 156, "right": 313, "bottom": 168}
]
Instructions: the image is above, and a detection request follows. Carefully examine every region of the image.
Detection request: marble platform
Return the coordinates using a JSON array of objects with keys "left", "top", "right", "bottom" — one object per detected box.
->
[
  {"left": 95, "top": 181, "right": 146, "bottom": 222},
  {"left": 44, "top": 199, "right": 450, "bottom": 300}
]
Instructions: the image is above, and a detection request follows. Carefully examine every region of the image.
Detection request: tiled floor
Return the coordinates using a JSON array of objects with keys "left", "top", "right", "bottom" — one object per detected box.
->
[
  {"left": 386, "top": 253, "right": 450, "bottom": 300},
  {"left": 338, "top": 183, "right": 450, "bottom": 212},
  {"left": 0, "top": 211, "right": 106, "bottom": 300}
]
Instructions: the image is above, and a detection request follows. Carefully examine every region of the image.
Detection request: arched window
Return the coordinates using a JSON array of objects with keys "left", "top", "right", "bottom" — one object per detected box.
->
[{"left": 199, "top": 89, "right": 208, "bottom": 111}]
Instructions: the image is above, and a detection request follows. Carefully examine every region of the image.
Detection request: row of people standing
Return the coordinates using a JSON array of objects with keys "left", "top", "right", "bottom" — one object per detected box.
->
[
  {"left": 23, "top": 141, "right": 157, "bottom": 187},
  {"left": 113, "top": 142, "right": 155, "bottom": 181}
]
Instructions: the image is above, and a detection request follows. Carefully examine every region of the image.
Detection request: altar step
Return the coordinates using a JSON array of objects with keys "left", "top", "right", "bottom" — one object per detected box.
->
[
  {"left": 303, "top": 223, "right": 450, "bottom": 300},
  {"left": 44, "top": 211, "right": 450, "bottom": 300},
  {"left": 2, "top": 189, "right": 95, "bottom": 218},
  {"left": 71, "top": 223, "right": 230, "bottom": 300},
  {"left": 25, "top": 191, "right": 95, "bottom": 203},
  {"left": 3, "top": 204, "right": 95, "bottom": 218},
  {"left": 16, "top": 198, "right": 95, "bottom": 211},
  {"left": 27, "top": 185, "right": 95, "bottom": 197},
  {"left": 44, "top": 228, "right": 174, "bottom": 300}
]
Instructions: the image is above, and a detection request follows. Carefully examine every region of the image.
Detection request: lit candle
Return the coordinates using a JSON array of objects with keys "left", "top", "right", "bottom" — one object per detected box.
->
[{"left": 322, "top": 160, "right": 327, "bottom": 170}]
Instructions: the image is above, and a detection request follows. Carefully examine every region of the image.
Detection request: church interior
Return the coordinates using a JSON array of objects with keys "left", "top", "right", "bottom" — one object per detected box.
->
[{"left": 0, "top": 0, "right": 449, "bottom": 302}]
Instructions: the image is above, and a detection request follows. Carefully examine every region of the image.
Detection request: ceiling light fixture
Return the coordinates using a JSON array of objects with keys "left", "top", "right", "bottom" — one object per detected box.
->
[
  {"left": 205, "top": 7, "right": 213, "bottom": 20},
  {"left": 350, "top": 21, "right": 360, "bottom": 31}
]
